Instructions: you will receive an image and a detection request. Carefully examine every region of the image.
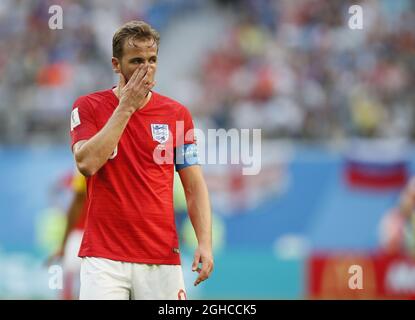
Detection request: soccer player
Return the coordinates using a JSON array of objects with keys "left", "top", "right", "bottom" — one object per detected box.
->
[
  {"left": 70, "top": 20, "right": 213, "bottom": 300},
  {"left": 379, "top": 177, "right": 415, "bottom": 255},
  {"left": 47, "top": 169, "right": 87, "bottom": 299}
]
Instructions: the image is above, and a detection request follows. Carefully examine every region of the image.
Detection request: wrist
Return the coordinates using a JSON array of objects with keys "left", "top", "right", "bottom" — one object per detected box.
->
[
  {"left": 115, "top": 104, "right": 135, "bottom": 118},
  {"left": 198, "top": 241, "right": 212, "bottom": 250}
]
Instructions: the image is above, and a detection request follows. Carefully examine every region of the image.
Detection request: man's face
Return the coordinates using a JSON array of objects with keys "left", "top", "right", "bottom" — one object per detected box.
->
[{"left": 112, "top": 37, "right": 158, "bottom": 85}]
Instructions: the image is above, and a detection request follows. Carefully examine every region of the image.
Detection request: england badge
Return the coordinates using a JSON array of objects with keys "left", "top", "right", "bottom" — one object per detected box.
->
[{"left": 151, "top": 124, "right": 169, "bottom": 144}]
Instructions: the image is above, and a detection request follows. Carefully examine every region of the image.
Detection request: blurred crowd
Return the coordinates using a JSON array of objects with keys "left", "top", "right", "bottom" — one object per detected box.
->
[
  {"left": 0, "top": 0, "right": 414, "bottom": 143},
  {"left": 0, "top": 0, "right": 197, "bottom": 143},
  {"left": 198, "top": 0, "right": 415, "bottom": 140}
]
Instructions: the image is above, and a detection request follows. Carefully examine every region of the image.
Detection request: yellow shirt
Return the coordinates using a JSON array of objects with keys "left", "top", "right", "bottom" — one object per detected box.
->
[{"left": 72, "top": 170, "right": 86, "bottom": 194}]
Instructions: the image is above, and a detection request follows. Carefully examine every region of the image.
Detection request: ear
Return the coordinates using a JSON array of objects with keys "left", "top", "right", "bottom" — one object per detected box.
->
[{"left": 112, "top": 57, "right": 121, "bottom": 74}]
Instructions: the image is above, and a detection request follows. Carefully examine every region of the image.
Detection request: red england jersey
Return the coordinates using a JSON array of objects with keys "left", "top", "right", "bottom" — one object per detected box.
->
[{"left": 70, "top": 88, "right": 196, "bottom": 265}]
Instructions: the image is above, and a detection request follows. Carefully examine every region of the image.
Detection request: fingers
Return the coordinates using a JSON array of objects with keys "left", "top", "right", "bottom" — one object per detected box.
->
[
  {"left": 138, "top": 70, "right": 151, "bottom": 89},
  {"left": 194, "top": 263, "right": 212, "bottom": 286},
  {"left": 129, "top": 65, "right": 148, "bottom": 88},
  {"left": 121, "top": 66, "right": 141, "bottom": 90},
  {"left": 146, "top": 79, "right": 156, "bottom": 92},
  {"left": 192, "top": 251, "right": 201, "bottom": 272},
  {"left": 139, "top": 71, "right": 157, "bottom": 97},
  {"left": 193, "top": 256, "right": 214, "bottom": 286},
  {"left": 144, "top": 80, "right": 156, "bottom": 98}
]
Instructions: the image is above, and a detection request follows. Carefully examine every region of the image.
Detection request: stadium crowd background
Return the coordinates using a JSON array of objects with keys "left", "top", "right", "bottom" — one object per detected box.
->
[
  {"left": 1, "top": 0, "right": 415, "bottom": 299},
  {"left": 1, "top": 0, "right": 414, "bottom": 143}
]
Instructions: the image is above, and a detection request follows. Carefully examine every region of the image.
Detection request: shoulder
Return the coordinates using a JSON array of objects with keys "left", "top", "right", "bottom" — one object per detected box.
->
[{"left": 152, "top": 91, "right": 193, "bottom": 118}]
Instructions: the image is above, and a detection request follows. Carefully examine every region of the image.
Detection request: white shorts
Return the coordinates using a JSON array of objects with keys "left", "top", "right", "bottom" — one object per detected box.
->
[{"left": 79, "top": 257, "right": 187, "bottom": 300}]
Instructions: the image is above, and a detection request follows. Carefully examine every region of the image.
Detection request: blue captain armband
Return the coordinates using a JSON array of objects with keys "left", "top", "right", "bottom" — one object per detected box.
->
[{"left": 175, "top": 143, "right": 199, "bottom": 171}]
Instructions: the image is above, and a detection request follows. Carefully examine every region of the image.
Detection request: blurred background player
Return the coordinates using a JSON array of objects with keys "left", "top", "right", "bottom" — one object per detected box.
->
[
  {"left": 47, "top": 169, "right": 87, "bottom": 300},
  {"left": 379, "top": 177, "right": 415, "bottom": 256}
]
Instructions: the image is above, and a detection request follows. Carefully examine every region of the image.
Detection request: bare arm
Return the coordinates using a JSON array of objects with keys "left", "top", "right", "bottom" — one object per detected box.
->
[
  {"left": 178, "top": 165, "right": 213, "bottom": 286},
  {"left": 61, "top": 191, "right": 86, "bottom": 249},
  {"left": 73, "top": 65, "right": 154, "bottom": 176},
  {"left": 46, "top": 190, "right": 86, "bottom": 265},
  {"left": 73, "top": 108, "right": 133, "bottom": 176}
]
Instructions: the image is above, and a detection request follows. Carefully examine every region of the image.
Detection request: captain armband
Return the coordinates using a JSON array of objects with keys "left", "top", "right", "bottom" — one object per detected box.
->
[{"left": 174, "top": 143, "right": 200, "bottom": 171}]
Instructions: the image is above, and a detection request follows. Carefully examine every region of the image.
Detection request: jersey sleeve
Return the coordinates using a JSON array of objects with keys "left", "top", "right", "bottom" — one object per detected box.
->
[
  {"left": 70, "top": 96, "right": 97, "bottom": 151},
  {"left": 175, "top": 106, "right": 196, "bottom": 147},
  {"left": 174, "top": 106, "right": 199, "bottom": 171}
]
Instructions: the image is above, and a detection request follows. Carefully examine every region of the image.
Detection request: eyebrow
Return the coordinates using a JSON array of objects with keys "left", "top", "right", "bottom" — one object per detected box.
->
[
  {"left": 128, "top": 56, "right": 157, "bottom": 62},
  {"left": 129, "top": 57, "right": 144, "bottom": 62}
]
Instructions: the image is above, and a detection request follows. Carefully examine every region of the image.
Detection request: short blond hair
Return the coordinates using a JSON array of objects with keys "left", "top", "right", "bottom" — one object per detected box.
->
[{"left": 112, "top": 20, "right": 160, "bottom": 59}]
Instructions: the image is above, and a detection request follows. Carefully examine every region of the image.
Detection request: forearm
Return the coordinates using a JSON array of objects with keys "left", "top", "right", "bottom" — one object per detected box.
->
[
  {"left": 60, "top": 192, "right": 86, "bottom": 249},
  {"left": 75, "top": 107, "right": 133, "bottom": 176},
  {"left": 185, "top": 179, "right": 212, "bottom": 247}
]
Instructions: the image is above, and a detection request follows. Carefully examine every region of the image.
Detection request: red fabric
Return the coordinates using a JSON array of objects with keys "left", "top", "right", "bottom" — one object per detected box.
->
[
  {"left": 344, "top": 161, "right": 408, "bottom": 190},
  {"left": 74, "top": 203, "right": 87, "bottom": 230},
  {"left": 70, "top": 89, "right": 195, "bottom": 264},
  {"left": 307, "top": 252, "right": 415, "bottom": 299}
]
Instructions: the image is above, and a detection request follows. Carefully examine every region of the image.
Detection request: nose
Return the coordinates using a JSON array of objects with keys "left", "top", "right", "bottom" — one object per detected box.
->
[{"left": 147, "top": 63, "right": 154, "bottom": 71}]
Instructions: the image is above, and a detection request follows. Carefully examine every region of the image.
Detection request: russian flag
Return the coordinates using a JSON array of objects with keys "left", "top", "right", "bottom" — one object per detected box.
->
[{"left": 344, "top": 138, "right": 409, "bottom": 190}]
